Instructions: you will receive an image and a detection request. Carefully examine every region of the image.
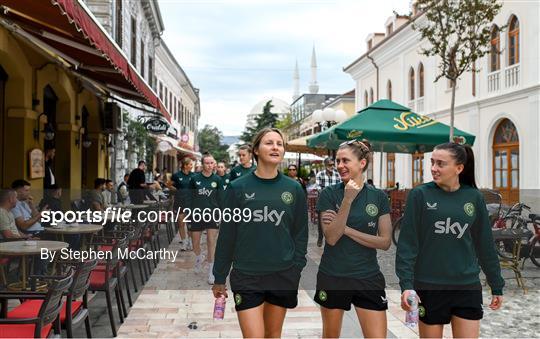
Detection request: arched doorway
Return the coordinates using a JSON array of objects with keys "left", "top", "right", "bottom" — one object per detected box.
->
[
  {"left": 492, "top": 118, "right": 519, "bottom": 204},
  {"left": 43, "top": 85, "right": 58, "bottom": 126},
  {"left": 0, "top": 65, "right": 7, "bottom": 187}
]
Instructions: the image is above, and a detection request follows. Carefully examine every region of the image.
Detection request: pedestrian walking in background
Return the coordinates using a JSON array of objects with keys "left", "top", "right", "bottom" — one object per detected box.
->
[
  {"left": 229, "top": 144, "right": 256, "bottom": 182},
  {"left": 315, "top": 157, "right": 341, "bottom": 246}
]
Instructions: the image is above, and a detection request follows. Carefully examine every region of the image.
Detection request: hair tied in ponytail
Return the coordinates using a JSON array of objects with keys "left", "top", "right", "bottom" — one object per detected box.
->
[{"left": 434, "top": 142, "right": 477, "bottom": 189}]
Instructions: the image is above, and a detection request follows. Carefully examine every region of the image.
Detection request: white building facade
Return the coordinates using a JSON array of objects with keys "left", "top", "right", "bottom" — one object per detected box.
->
[
  {"left": 155, "top": 41, "right": 201, "bottom": 172},
  {"left": 84, "top": 0, "right": 164, "bottom": 183},
  {"left": 344, "top": 1, "right": 540, "bottom": 206}
]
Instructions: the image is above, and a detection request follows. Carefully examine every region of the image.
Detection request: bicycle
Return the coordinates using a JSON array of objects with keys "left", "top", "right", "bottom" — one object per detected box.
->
[
  {"left": 491, "top": 202, "right": 531, "bottom": 260},
  {"left": 525, "top": 213, "right": 540, "bottom": 267},
  {"left": 491, "top": 202, "right": 540, "bottom": 267},
  {"left": 386, "top": 188, "right": 408, "bottom": 247}
]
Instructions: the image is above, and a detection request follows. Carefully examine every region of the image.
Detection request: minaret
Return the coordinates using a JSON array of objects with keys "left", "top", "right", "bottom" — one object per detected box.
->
[
  {"left": 293, "top": 60, "right": 300, "bottom": 101},
  {"left": 309, "top": 45, "right": 319, "bottom": 94}
]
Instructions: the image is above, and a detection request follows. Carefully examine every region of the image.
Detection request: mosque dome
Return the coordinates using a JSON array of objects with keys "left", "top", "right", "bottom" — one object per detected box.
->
[{"left": 249, "top": 97, "right": 290, "bottom": 115}]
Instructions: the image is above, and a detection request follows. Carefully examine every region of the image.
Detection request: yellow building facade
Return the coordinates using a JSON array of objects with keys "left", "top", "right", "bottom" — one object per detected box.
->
[{"left": 0, "top": 26, "right": 109, "bottom": 203}]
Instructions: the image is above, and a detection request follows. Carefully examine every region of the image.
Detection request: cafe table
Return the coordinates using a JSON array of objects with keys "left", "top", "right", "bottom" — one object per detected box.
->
[
  {"left": 44, "top": 223, "right": 103, "bottom": 249},
  {"left": 0, "top": 240, "right": 68, "bottom": 291},
  {"left": 112, "top": 204, "right": 148, "bottom": 210}
]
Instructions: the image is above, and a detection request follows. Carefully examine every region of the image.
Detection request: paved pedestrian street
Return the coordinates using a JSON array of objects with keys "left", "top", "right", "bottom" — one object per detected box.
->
[{"left": 117, "top": 225, "right": 540, "bottom": 338}]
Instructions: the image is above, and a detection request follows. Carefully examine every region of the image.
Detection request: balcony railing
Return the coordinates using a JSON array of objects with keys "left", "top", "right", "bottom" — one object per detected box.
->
[
  {"left": 408, "top": 100, "right": 415, "bottom": 111},
  {"left": 488, "top": 70, "right": 500, "bottom": 92},
  {"left": 505, "top": 64, "right": 520, "bottom": 88}
]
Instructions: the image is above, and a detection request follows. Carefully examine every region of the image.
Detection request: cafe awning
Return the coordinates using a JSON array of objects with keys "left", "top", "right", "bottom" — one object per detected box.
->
[
  {"left": 0, "top": 0, "right": 171, "bottom": 122},
  {"left": 308, "top": 100, "right": 475, "bottom": 153},
  {"left": 157, "top": 135, "right": 202, "bottom": 159},
  {"left": 286, "top": 135, "right": 328, "bottom": 156}
]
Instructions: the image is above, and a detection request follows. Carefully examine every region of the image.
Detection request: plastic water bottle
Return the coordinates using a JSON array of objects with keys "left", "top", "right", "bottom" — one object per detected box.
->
[
  {"left": 213, "top": 296, "right": 226, "bottom": 320},
  {"left": 405, "top": 290, "right": 419, "bottom": 328}
]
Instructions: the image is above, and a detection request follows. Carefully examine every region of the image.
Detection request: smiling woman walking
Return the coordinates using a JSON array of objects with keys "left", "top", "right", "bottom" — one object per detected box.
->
[
  {"left": 212, "top": 128, "right": 308, "bottom": 338},
  {"left": 315, "top": 139, "right": 392, "bottom": 338},
  {"left": 396, "top": 142, "right": 504, "bottom": 338}
]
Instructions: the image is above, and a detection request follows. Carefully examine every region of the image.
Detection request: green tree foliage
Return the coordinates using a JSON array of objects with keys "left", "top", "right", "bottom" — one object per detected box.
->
[
  {"left": 198, "top": 124, "right": 230, "bottom": 163},
  {"left": 411, "top": 0, "right": 503, "bottom": 140},
  {"left": 276, "top": 114, "right": 292, "bottom": 130},
  {"left": 123, "top": 112, "right": 155, "bottom": 165},
  {"left": 240, "top": 100, "right": 279, "bottom": 144}
]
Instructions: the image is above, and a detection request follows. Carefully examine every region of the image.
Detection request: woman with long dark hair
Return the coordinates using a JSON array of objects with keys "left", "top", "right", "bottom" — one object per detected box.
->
[
  {"left": 396, "top": 142, "right": 504, "bottom": 338},
  {"left": 212, "top": 128, "right": 308, "bottom": 338},
  {"left": 316, "top": 140, "right": 392, "bottom": 338}
]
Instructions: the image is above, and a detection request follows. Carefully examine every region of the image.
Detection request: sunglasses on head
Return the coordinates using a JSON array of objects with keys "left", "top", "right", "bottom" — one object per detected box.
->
[
  {"left": 340, "top": 139, "right": 370, "bottom": 151},
  {"left": 340, "top": 139, "right": 361, "bottom": 146}
]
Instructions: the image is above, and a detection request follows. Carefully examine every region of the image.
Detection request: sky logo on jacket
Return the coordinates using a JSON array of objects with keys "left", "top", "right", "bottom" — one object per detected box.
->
[
  {"left": 252, "top": 206, "right": 285, "bottom": 226},
  {"left": 434, "top": 217, "right": 469, "bottom": 238},
  {"left": 198, "top": 188, "right": 213, "bottom": 197}
]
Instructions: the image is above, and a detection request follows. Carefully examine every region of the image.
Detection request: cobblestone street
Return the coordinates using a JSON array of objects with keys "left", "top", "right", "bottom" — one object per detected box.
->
[{"left": 116, "top": 224, "right": 540, "bottom": 338}]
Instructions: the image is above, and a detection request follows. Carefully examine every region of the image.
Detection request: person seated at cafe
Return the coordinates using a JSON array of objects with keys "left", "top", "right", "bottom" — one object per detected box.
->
[
  {"left": 10, "top": 180, "right": 49, "bottom": 274},
  {"left": 0, "top": 189, "right": 29, "bottom": 239},
  {"left": 101, "top": 179, "right": 115, "bottom": 208},
  {"left": 39, "top": 185, "right": 80, "bottom": 249},
  {"left": 11, "top": 179, "right": 46, "bottom": 237},
  {"left": 85, "top": 178, "right": 106, "bottom": 211},
  {"left": 117, "top": 173, "right": 130, "bottom": 204},
  {"left": 149, "top": 174, "right": 166, "bottom": 201},
  {"left": 39, "top": 184, "right": 62, "bottom": 213}
]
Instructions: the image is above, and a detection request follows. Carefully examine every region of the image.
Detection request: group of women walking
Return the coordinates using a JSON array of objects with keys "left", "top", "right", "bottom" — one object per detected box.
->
[
  {"left": 175, "top": 126, "right": 503, "bottom": 338},
  {"left": 170, "top": 141, "right": 257, "bottom": 285}
]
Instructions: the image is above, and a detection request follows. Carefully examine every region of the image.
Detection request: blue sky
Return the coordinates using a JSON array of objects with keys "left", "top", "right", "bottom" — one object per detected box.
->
[{"left": 159, "top": 0, "right": 411, "bottom": 135}]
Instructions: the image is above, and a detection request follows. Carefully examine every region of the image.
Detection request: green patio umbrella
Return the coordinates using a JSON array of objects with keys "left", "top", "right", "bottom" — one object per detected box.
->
[{"left": 307, "top": 99, "right": 475, "bottom": 153}]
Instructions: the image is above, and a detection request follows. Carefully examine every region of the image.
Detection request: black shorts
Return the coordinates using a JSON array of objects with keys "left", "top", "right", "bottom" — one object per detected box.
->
[
  {"left": 415, "top": 282, "right": 483, "bottom": 325},
  {"left": 188, "top": 222, "right": 218, "bottom": 232},
  {"left": 230, "top": 265, "right": 302, "bottom": 312},
  {"left": 314, "top": 271, "right": 388, "bottom": 311}
]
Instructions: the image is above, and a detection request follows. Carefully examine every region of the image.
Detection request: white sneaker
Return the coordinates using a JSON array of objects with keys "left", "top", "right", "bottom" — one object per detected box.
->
[
  {"left": 207, "top": 263, "right": 215, "bottom": 285},
  {"left": 194, "top": 255, "right": 204, "bottom": 273}
]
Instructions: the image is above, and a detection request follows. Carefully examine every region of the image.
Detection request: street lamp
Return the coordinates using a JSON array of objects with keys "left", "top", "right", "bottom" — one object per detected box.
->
[
  {"left": 312, "top": 108, "right": 347, "bottom": 130},
  {"left": 33, "top": 113, "right": 55, "bottom": 141},
  {"left": 75, "top": 127, "right": 92, "bottom": 149}
]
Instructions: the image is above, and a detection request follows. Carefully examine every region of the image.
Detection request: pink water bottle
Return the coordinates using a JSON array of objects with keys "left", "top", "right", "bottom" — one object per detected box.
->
[{"left": 213, "top": 295, "right": 226, "bottom": 320}]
